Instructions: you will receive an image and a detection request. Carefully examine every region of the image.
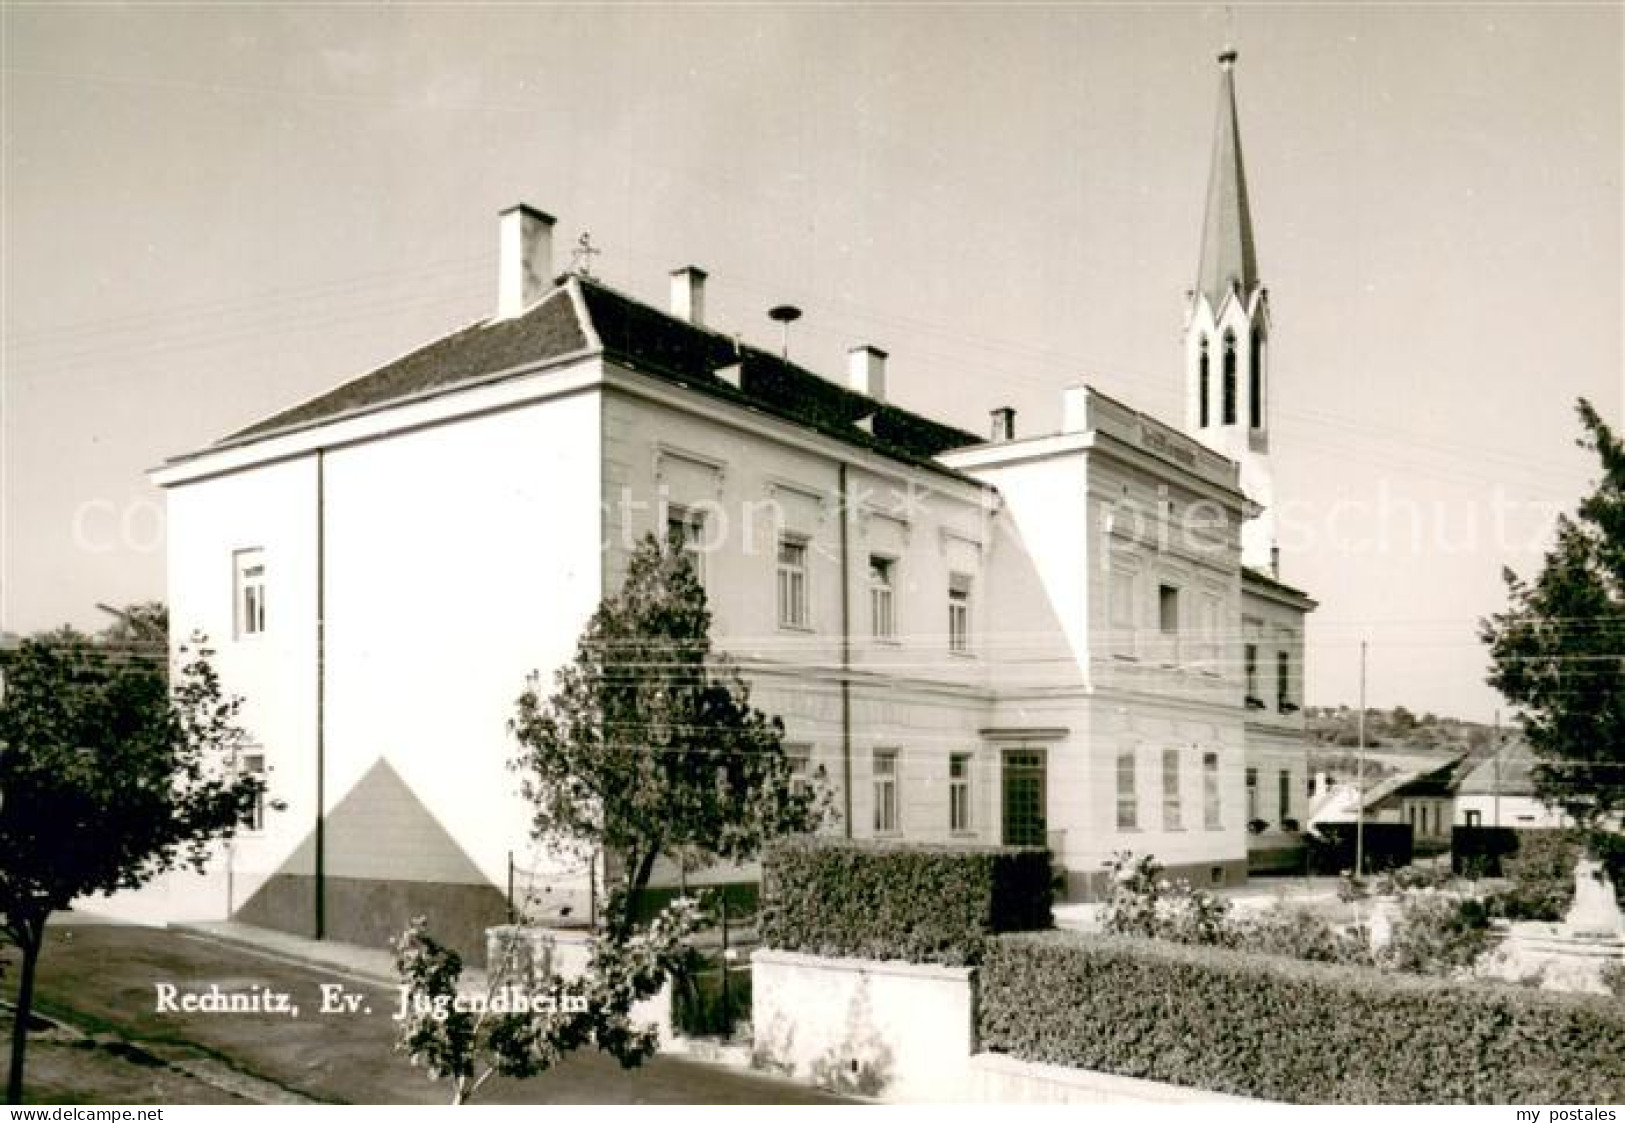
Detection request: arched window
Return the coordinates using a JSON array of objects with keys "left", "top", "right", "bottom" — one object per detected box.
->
[
  {"left": 1222, "top": 331, "right": 1237, "bottom": 425},
  {"left": 1198, "top": 337, "right": 1210, "bottom": 428},
  {"left": 1249, "top": 333, "right": 1264, "bottom": 429}
]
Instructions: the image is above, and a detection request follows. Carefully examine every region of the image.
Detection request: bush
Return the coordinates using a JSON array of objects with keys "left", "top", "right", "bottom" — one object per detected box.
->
[
  {"left": 1099, "top": 851, "right": 1232, "bottom": 946},
  {"left": 759, "top": 838, "right": 1052, "bottom": 966},
  {"left": 1491, "top": 829, "right": 1625, "bottom": 921},
  {"left": 1380, "top": 892, "right": 1493, "bottom": 976},
  {"left": 1229, "top": 906, "right": 1369, "bottom": 965},
  {"left": 978, "top": 931, "right": 1625, "bottom": 1103}
]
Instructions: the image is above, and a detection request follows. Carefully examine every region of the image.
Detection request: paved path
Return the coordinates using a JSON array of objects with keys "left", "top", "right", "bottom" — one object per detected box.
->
[{"left": 13, "top": 919, "right": 846, "bottom": 1105}]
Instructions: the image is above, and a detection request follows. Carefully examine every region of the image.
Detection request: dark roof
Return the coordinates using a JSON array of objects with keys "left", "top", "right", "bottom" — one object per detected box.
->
[
  {"left": 212, "top": 276, "right": 982, "bottom": 471},
  {"left": 1371, "top": 751, "right": 1478, "bottom": 805},
  {"left": 1241, "top": 565, "right": 1316, "bottom": 606}
]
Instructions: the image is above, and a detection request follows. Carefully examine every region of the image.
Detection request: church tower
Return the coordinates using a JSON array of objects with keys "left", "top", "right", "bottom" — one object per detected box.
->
[{"left": 1184, "top": 46, "right": 1276, "bottom": 574}]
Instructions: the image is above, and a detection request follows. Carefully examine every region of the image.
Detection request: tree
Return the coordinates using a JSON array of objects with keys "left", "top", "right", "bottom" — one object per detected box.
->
[
  {"left": 392, "top": 900, "right": 699, "bottom": 1105},
  {"left": 1482, "top": 399, "right": 1625, "bottom": 829},
  {"left": 0, "top": 624, "right": 259, "bottom": 1103},
  {"left": 510, "top": 532, "right": 829, "bottom": 938}
]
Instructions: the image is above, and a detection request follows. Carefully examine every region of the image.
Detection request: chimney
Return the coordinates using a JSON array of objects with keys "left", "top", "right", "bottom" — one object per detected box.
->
[
  {"left": 670, "top": 266, "right": 707, "bottom": 326},
  {"left": 497, "top": 204, "right": 555, "bottom": 320},
  {"left": 990, "top": 406, "right": 1017, "bottom": 443},
  {"left": 847, "top": 345, "right": 888, "bottom": 401}
]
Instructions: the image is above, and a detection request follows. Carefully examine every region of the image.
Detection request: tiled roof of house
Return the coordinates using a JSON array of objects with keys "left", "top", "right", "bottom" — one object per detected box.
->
[
  {"left": 1456, "top": 739, "right": 1539, "bottom": 797},
  {"left": 215, "top": 276, "right": 983, "bottom": 472},
  {"left": 1366, "top": 750, "right": 1478, "bottom": 807}
]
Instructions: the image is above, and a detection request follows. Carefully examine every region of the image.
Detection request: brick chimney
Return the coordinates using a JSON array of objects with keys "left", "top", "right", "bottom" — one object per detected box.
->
[
  {"left": 848, "top": 345, "right": 888, "bottom": 401},
  {"left": 497, "top": 204, "right": 555, "bottom": 320},
  {"left": 670, "top": 266, "right": 707, "bottom": 326}
]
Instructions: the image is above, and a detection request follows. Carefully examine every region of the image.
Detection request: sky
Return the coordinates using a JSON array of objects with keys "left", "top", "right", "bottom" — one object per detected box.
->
[{"left": 2, "top": 3, "right": 1620, "bottom": 723}]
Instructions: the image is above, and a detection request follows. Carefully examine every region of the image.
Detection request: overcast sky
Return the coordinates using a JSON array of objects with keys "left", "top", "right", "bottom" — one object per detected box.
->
[{"left": 3, "top": 3, "right": 1620, "bottom": 722}]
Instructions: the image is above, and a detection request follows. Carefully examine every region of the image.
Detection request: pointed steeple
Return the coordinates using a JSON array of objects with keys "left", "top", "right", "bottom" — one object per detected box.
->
[{"left": 1195, "top": 47, "right": 1259, "bottom": 313}]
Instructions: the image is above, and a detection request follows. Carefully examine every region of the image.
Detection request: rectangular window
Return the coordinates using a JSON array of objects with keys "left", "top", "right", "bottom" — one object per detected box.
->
[
  {"left": 1244, "top": 643, "right": 1259, "bottom": 701},
  {"left": 948, "top": 573, "right": 972, "bottom": 654},
  {"left": 1162, "top": 748, "right": 1182, "bottom": 830},
  {"left": 666, "top": 507, "right": 706, "bottom": 583},
  {"left": 1158, "top": 584, "right": 1179, "bottom": 634},
  {"left": 239, "top": 750, "right": 266, "bottom": 833},
  {"left": 1116, "top": 750, "right": 1138, "bottom": 830},
  {"left": 869, "top": 556, "right": 896, "bottom": 640},
  {"left": 1245, "top": 766, "right": 1259, "bottom": 823},
  {"left": 785, "top": 743, "right": 812, "bottom": 791},
  {"left": 1277, "top": 650, "right": 1293, "bottom": 710},
  {"left": 1278, "top": 769, "right": 1291, "bottom": 822},
  {"left": 777, "top": 536, "right": 809, "bottom": 629},
  {"left": 1203, "top": 751, "right": 1221, "bottom": 829},
  {"left": 234, "top": 549, "right": 266, "bottom": 638},
  {"left": 873, "top": 749, "right": 899, "bottom": 834},
  {"left": 949, "top": 753, "right": 972, "bottom": 833}
]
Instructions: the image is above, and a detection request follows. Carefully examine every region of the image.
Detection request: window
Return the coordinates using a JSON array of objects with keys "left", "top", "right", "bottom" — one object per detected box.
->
[
  {"left": 869, "top": 556, "right": 896, "bottom": 640},
  {"left": 1278, "top": 769, "right": 1291, "bottom": 822},
  {"left": 1116, "top": 750, "right": 1138, "bottom": 830},
  {"left": 1277, "top": 650, "right": 1292, "bottom": 710},
  {"left": 777, "top": 536, "right": 809, "bottom": 628},
  {"left": 1002, "top": 750, "right": 1047, "bottom": 846},
  {"left": 1162, "top": 749, "right": 1182, "bottom": 830},
  {"left": 666, "top": 507, "right": 706, "bottom": 583},
  {"left": 1244, "top": 643, "right": 1260, "bottom": 702},
  {"left": 234, "top": 549, "right": 266, "bottom": 638},
  {"left": 1245, "top": 766, "right": 1259, "bottom": 822},
  {"left": 1198, "top": 337, "right": 1210, "bottom": 428},
  {"left": 785, "top": 743, "right": 813, "bottom": 792},
  {"left": 948, "top": 573, "right": 972, "bottom": 654},
  {"left": 1465, "top": 809, "right": 1482, "bottom": 828},
  {"left": 1203, "top": 751, "right": 1221, "bottom": 829},
  {"left": 238, "top": 750, "right": 266, "bottom": 832},
  {"left": 949, "top": 753, "right": 972, "bottom": 833},
  {"left": 873, "top": 749, "right": 899, "bottom": 834},
  {"left": 1158, "top": 584, "right": 1179, "bottom": 663},
  {"left": 1222, "top": 332, "right": 1238, "bottom": 424},
  {"left": 1249, "top": 333, "right": 1265, "bottom": 429}
]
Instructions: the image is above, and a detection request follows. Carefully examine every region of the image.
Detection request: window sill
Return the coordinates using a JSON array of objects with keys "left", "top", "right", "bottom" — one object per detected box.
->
[
  {"left": 950, "top": 830, "right": 978, "bottom": 840},
  {"left": 777, "top": 623, "right": 816, "bottom": 634},
  {"left": 873, "top": 830, "right": 903, "bottom": 840},
  {"left": 947, "top": 649, "right": 977, "bottom": 660},
  {"left": 871, "top": 636, "right": 902, "bottom": 646}
]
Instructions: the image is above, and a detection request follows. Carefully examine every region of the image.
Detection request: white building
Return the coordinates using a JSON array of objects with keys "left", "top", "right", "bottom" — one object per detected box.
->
[{"left": 141, "top": 48, "right": 1316, "bottom": 956}]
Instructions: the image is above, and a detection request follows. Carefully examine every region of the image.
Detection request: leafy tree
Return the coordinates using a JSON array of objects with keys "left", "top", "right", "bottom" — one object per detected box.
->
[
  {"left": 0, "top": 624, "right": 258, "bottom": 1103},
  {"left": 1482, "top": 399, "right": 1625, "bottom": 830},
  {"left": 510, "top": 532, "right": 829, "bottom": 939},
  {"left": 392, "top": 900, "right": 699, "bottom": 1105}
]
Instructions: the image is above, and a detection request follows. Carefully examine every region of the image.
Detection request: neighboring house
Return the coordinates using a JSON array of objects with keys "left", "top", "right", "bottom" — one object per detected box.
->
[
  {"left": 1308, "top": 753, "right": 1479, "bottom": 855},
  {"left": 1453, "top": 739, "right": 1572, "bottom": 831},
  {"left": 132, "top": 48, "right": 1315, "bottom": 954}
]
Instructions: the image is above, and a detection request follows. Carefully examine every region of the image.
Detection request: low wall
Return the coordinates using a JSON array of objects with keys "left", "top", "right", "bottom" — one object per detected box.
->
[
  {"left": 751, "top": 948, "right": 976, "bottom": 1102},
  {"left": 968, "top": 1052, "right": 1259, "bottom": 1104}
]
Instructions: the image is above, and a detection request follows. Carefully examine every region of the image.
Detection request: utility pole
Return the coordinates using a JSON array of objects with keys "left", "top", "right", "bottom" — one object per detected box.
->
[
  {"left": 1354, "top": 640, "right": 1368, "bottom": 877},
  {"left": 1492, "top": 710, "right": 1502, "bottom": 828}
]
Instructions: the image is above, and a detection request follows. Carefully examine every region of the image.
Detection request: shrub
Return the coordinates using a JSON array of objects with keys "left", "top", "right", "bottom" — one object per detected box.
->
[
  {"left": 1099, "top": 851, "right": 1232, "bottom": 946},
  {"left": 758, "top": 838, "right": 1052, "bottom": 966},
  {"left": 1379, "top": 892, "right": 1493, "bottom": 976},
  {"left": 1491, "top": 829, "right": 1625, "bottom": 921},
  {"left": 978, "top": 931, "right": 1625, "bottom": 1103},
  {"left": 1229, "top": 905, "right": 1369, "bottom": 966}
]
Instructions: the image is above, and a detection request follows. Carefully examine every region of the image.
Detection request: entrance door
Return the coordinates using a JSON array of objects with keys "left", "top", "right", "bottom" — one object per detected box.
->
[{"left": 1001, "top": 749, "right": 1048, "bottom": 847}]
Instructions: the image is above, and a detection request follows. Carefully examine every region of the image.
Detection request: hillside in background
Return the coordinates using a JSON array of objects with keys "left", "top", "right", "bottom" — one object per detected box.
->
[{"left": 1304, "top": 706, "right": 1499, "bottom": 784}]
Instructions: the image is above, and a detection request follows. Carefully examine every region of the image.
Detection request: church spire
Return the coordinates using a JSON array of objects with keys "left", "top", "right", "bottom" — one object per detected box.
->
[{"left": 1194, "top": 46, "right": 1259, "bottom": 314}]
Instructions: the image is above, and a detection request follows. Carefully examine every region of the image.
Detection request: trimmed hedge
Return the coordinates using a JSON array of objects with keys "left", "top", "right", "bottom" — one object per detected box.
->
[
  {"left": 1306, "top": 822, "right": 1413, "bottom": 873},
  {"left": 979, "top": 931, "right": 1625, "bottom": 1103},
  {"left": 759, "top": 838, "right": 1053, "bottom": 966}
]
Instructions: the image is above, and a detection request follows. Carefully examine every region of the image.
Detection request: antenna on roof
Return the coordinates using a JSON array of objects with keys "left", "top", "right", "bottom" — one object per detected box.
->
[
  {"left": 768, "top": 304, "right": 802, "bottom": 360},
  {"left": 570, "top": 232, "right": 601, "bottom": 277}
]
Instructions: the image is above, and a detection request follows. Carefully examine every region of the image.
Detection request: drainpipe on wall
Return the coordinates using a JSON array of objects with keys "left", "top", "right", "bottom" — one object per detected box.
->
[
  {"left": 315, "top": 449, "right": 327, "bottom": 940},
  {"left": 838, "top": 461, "right": 853, "bottom": 837}
]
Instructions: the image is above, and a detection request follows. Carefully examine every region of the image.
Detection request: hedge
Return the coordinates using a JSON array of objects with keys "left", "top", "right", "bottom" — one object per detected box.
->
[
  {"left": 978, "top": 931, "right": 1625, "bottom": 1103},
  {"left": 758, "top": 838, "right": 1053, "bottom": 966},
  {"left": 1306, "top": 822, "right": 1414, "bottom": 874}
]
